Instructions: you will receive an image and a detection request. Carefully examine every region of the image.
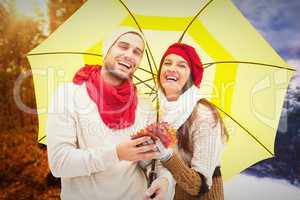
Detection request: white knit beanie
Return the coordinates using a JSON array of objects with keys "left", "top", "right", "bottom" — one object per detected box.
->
[{"left": 102, "top": 27, "right": 145, "bottom": 59}]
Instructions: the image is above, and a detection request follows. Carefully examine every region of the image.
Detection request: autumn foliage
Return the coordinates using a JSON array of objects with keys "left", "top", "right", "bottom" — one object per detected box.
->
[
  {"left": 132, "top": 122, "right": 177, "bottom": 148},
  {"left": 0, "top": 1, "right": 86, "bottom": 199}
]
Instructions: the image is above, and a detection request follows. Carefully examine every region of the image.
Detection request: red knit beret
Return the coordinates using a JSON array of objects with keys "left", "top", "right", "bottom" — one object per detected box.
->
[{"left": 160, "top": 43, "right": 204, "bottom": 87}]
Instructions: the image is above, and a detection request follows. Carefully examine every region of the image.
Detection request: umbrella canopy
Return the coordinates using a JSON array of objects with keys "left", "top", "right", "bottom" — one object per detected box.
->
[{"left": 27, "top": 0, "right": 295, "bottom": 180}]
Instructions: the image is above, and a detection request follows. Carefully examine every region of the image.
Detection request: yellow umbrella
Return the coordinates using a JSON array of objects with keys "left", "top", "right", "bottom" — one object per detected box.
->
[{"left": 27, "top": 0, "right": 295, "bottom": 180}]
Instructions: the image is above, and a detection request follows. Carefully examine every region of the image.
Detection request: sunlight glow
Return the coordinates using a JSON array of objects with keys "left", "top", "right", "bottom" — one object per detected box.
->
[
  {"left": 15, "top": 0, "right": 46, "bottom": 18},
  {"left": 15, "top": 0, "right": 49, "bottom": 34}
]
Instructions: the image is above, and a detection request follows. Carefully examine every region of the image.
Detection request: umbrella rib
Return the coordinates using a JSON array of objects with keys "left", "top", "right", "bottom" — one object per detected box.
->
[
  {"left": 145, "top": 49, "right": 157, "bottom": 81},
  {"left": 133, "top": 75, "right": 154, "bottom": 91},
  {"left": 211, "top": 103, "right": 274, "bottom": 156},
  {"left": 146, "top": 45, "right": 158, "bottom": 72},
  {"left": 135, "top": 78, "right": 153, "bottom": 86},
  {"left": 118, "top": 0, "right": 159, "bottom": 97},
  {"left": 118, "top": 0, "right": 143, "bottom": 32},
  {"left": 145, "top": 89, "right": 158, "bottom": 96},
  {"left": 203, "top": 63, "right": 214, "bottom": 69},
  {"left": 151, "top": 93, "right": 158, "bottom": 102},
  {"left": 38, "top": 135, "right": 46, "bottom": 143},
  {"left": 137, "top": 66, "right": 155, "bottom": 75},
  {"left": 178, "top": 0, "right": 214, "bottom": 42},
  {"left": 27, "top": 52, "right": 102, "bottom": 57},
  {"left": 145, "top": 49, "right": 158, "bottom": 94},
  {"left": 203, "top": 61, "right": 296, "bottom": 71},
  {"left": 118, "top": 0, "right": 158, "bottom": 72}
]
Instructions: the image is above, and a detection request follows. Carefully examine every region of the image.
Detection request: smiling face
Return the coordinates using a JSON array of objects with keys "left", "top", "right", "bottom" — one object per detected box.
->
[
  {"left": 103, "top": 32, "right": 144, "bottom": 81},
  {"left": 159, "top": 54, "right": 192, "bottom": 100}
]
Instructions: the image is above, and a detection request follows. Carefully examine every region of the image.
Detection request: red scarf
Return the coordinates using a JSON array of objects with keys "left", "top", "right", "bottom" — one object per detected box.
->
[{"left": 73, "top": 65, "right": 138, "bottom": 129}]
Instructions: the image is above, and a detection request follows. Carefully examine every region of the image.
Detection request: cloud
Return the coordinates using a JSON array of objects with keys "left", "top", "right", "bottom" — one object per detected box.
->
[
  {"left": 287, "top": 59, "right": 300, "bottom": 90},
  {"left": 287, "top": 59, "right": 300, "bottom": 71},
  {"left": 233, "top": 0, "right": 300, "bottom": 60}
]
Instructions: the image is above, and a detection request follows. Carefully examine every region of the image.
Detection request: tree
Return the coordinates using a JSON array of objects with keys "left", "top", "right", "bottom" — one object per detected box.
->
[
  {"left": 48, "top": 0, "right": 87, "bottom": 32},
  {"left": 0, "top": 1, "right": 46, "bottom": 131}
]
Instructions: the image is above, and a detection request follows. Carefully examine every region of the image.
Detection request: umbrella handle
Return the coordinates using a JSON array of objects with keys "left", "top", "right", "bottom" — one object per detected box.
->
[
  {"left": 148, "top": 159, "right": 157, "bottom": 198},
  {"left": 148, "top": 159, "right": 157, "bottom": 186}
]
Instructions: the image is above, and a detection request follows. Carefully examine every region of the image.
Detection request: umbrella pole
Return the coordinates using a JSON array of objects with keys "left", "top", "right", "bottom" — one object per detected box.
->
[
  {"left": 147, "top": 97, "right": 160, "bottom": 197},
  {"left": 148, "top": 159, "right": 157, "bottom": 199},
  {"left": 149, "top": 93, "right": 159, "bottom": 184},
  {"left": 148, "top": 159, "right": 157, "bottom": 187}
]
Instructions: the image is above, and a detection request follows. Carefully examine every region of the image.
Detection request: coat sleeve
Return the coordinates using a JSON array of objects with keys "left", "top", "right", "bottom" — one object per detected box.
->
[
  {"left": 46, "top": 84, "right": 120, "bottom": 178},
  {"left": 162, "top": 153, "right": 203, "bottom": 196}
]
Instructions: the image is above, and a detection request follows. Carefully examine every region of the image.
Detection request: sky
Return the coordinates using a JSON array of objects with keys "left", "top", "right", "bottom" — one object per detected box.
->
[{"left": 233, "top": 0, "right": 300, "bottom": 89}]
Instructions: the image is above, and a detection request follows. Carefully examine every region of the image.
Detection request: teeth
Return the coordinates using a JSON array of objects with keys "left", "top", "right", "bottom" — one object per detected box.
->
[
  {"left": 166, "top": 76, "right": 178, "bottom": 81},
  {"left": 119, "top": 61, "right": 131, "bottom": 69}
]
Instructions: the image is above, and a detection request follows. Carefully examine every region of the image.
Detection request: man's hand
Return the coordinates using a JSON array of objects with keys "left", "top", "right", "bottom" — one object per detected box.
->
[
  {"left": 144, "top": 177, "right": 169, "bottom": 200},
  {"left": 117, "top": 136, "right": 161, "bottom": 161}
]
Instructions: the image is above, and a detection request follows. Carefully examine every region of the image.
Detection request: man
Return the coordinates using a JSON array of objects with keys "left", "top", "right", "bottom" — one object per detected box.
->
[{"left": 46, "top": 28, "right": 171, "bottom": 200}]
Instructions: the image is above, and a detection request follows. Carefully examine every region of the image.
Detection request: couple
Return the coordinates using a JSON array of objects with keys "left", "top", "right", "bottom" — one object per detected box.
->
[{"left": 46, "top": 28, "right": 227, "bottom": 200}]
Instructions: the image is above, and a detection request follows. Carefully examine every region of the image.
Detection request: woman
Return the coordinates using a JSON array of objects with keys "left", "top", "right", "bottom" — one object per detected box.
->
[{"left": 145, "top": 43, "right": 228, "bottom": 200}]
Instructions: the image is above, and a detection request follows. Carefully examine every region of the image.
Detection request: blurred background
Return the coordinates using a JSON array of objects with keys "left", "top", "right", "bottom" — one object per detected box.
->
[
  {"left": 0, "top": 0, "right": 299, "bottom": 199},
  {"left": 0, "top": 0, "right": 86, "bottom": 199}
]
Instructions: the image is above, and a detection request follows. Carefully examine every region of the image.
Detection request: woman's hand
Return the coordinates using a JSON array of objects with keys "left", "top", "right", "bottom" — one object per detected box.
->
[
  {"left": 117, "top": 136, "right": 161, "bottom": 161},
  {"left": 144, "top": 177, "right": 169, "bottom": 200},
  {"left": 155, "top": 139, "right": 173, "bottom": 162}
]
